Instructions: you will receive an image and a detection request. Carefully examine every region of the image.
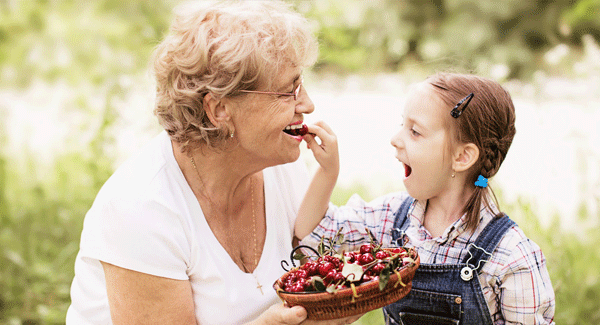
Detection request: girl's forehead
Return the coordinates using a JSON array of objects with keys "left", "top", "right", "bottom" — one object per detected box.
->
[{"left": 403, "top": 83, "right": 446, "bottom": 119}]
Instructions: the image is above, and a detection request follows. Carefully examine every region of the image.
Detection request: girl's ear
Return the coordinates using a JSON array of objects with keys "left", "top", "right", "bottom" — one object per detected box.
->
[
  {"left": 453, "top": 143, "right": 479, "bottom": 173},
  {"left": 203, "top": 92, "right": 232, "bottom": 128}
]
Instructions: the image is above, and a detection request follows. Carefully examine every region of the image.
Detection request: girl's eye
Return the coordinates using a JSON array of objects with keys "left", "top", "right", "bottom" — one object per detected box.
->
[{"left": 410, "top": 128, "right": 420, "bottom": 136}]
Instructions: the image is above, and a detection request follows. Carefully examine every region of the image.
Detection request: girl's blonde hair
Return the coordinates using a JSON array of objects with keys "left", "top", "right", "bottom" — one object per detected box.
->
[
  {"left": 427, "top": 72, "right": 516, "bottom": 231},
  {"left": 152, "top": 0, "right": 318, "bottom": 153}
]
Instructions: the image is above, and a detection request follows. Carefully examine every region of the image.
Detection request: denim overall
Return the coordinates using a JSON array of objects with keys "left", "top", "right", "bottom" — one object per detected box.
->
[{"left": 383, "top": 198, "right": 515, "bottom": 325}]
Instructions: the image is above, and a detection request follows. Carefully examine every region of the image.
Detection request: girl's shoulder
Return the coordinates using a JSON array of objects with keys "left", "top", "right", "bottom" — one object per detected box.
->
[
  {"left": 488, "top": 223, "right": 547, "bottom": 275},
  {"left": 359, "top": 191, "right": 412, "bottom": 208}
]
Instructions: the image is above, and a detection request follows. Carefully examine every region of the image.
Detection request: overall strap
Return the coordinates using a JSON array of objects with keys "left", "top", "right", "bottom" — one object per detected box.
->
[
  {"left": 461, "top": 214, "right": 516, "bottom": 269},
  {"left": 391, "top": 196, "right": 415, "bottom": 244}
]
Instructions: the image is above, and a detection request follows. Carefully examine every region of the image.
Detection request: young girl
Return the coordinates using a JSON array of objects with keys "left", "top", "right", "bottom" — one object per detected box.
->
[{"left": 298, "top": 72, "right": 555, "bottom": 325}]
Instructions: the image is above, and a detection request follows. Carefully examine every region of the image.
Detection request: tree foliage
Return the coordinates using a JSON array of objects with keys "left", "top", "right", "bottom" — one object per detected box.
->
[{"left": 0, "top": 0, "right": 599, "bottom": 324}]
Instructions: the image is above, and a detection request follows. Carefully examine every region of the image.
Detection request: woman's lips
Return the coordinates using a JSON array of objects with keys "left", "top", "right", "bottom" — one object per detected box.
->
[{"left": 283, "top": 123, "right": 308, "bottom": 136}]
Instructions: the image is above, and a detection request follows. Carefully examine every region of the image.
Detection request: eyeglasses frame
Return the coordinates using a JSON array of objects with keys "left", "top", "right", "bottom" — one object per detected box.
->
[{"left": 239, "top": 76, "right": 303, "bottom": 101}]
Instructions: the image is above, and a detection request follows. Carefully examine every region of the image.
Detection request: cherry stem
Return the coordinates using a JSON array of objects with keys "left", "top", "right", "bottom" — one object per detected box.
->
[{"left": 281, "top": 245, "right": 321, "bottom": 271}]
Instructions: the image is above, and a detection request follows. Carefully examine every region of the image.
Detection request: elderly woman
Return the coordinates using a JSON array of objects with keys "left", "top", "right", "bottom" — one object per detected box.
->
[{"left": 66, "top": 1, "right": 358, "bottom": 324}]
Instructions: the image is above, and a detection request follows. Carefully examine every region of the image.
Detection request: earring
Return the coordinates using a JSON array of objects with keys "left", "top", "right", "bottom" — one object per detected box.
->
[
  {"left": 451, "top": 171, "right": 455, "bottom": 178},
  {"left": 230, "top": 131, "right": 234, "bottom": 138}
]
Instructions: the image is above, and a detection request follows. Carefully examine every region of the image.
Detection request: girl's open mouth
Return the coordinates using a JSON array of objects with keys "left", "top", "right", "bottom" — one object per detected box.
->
[{"left": 403, "top": 163, "right": 412, "bottom": 178}]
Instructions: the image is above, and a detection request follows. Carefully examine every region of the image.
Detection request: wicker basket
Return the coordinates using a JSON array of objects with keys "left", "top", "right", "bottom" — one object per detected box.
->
[{"left": 273, "top": 251, "right": 420, "bottom": 320}]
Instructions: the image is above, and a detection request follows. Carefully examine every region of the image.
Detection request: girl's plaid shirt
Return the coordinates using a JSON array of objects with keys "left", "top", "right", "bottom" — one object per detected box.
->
[{"left": 301, "top": 191, "right": 555, "bottom": 325}]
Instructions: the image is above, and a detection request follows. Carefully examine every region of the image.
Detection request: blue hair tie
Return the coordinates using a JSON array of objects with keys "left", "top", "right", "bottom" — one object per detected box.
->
[{"left": 474, "top": 175, "right": 488, "bottom": 188}]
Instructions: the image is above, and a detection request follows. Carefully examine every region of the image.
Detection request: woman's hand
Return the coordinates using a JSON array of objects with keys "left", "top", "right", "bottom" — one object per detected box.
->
[
  {"left": 249, "top": 303, "right": 363, "bottom": 325},
  {"left": 303, "top": 121, "right": 339, "bottom": 178}
]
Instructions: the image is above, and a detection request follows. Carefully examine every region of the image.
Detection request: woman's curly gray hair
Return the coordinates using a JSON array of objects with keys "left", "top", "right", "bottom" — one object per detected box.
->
[{"left": 152, "top": 0, "right": 318, "bottom": 153}]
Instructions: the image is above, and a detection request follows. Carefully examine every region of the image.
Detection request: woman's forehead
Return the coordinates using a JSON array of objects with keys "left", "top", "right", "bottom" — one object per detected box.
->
[{"left": 260, "top": 66, "right": 301, "bottom": 89}]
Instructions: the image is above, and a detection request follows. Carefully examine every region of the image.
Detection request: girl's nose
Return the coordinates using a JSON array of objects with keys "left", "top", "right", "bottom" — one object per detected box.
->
[{"left": 390, "top": 130, "right": 404, "bottom": 149}]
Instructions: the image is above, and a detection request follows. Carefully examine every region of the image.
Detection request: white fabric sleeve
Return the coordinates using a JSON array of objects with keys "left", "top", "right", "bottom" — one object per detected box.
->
[{"left": 86, "top": 195, "right": 191, "bottom": 280}]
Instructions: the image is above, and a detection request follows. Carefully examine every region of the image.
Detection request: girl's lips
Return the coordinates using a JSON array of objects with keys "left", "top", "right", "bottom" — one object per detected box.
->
[{"left": 403, "top": 163, "right": 412, "bottom": 178}]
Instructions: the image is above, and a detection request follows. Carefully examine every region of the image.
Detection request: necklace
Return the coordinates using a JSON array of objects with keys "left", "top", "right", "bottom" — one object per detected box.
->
[{"left": 190, "top": 156, "right": 263, "bottom": 295}]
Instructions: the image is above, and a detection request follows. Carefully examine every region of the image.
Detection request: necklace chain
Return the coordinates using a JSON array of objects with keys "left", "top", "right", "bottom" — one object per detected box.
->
[{"left": 190, "top": 156, "right": 263, "bottom": 294}]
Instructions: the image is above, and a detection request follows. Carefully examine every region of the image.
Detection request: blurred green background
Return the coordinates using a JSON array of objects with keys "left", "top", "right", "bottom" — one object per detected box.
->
[{"left": 1, "top": 0, "right": 600, "bottom": 324}]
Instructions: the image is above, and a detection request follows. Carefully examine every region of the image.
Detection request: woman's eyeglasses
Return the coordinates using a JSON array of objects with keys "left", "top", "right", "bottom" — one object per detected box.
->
[{"left": 239, "top": 77, "right": 303, "bottom": 101}]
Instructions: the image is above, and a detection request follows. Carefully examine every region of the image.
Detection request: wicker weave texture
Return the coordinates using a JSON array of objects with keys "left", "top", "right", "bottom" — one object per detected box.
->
[{"left": 275, "top": 254, "right": 420, "bottom": 320}]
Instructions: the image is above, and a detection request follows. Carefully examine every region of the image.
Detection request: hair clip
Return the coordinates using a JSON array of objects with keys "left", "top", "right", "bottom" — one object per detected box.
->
[
  {"left": 450, "top": 93, "right": 474, "bottom": 118},
  {"left": 474, "top": 175, "right": 488, "bottom": 188}
]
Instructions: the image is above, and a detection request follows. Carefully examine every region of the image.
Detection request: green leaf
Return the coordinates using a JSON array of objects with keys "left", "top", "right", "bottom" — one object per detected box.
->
[
  {"left": 317, "top": 242, "right": 326, "bottom": 256},
  {"left": 379, "top": 265, "right": 391, "bottom": 291},
  {"left": 311, "top": 276, "right": 326, "bottom": 291},
  {"left": 293, "top": 251, "right": 306, "bottom": 261}
]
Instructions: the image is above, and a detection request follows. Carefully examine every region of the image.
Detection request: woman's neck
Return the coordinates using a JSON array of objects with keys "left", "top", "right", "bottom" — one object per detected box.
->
[{"left": 172, "top": 141, "right": 259, "bottom": 213}]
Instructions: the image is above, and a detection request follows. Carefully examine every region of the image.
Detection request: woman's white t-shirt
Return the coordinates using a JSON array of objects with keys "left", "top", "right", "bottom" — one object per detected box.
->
[{"left": 66, "top": 131, "right": 309, "bottom": 325}]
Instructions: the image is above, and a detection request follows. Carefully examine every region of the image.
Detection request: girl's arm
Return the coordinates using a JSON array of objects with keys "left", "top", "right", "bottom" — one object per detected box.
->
[{"left": 294, "top": 121, "right": 339, "bottom": 240}]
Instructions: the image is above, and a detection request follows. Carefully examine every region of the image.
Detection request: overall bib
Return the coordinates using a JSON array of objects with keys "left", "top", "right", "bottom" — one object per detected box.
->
[{"left": 383, "top": 198, "right": 515, "bottom": 325}]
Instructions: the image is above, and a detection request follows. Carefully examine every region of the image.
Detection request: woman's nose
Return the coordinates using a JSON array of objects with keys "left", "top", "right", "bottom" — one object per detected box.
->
[{"left": 295, "top": 85, "right": 314, "bottom": 115}]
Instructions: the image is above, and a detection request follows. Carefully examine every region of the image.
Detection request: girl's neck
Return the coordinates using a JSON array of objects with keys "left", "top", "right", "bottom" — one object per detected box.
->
[{"left": 422, "top": 187, "right": 474, "bottom": 237}]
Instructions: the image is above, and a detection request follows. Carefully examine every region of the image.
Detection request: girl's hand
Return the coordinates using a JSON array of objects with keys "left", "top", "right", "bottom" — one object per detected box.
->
[
  {"left": 303, "top": 121, "right": 339, "bottom": 177},
  {"left": 248, "top": 303, "right": 363, "bottom": 325}
]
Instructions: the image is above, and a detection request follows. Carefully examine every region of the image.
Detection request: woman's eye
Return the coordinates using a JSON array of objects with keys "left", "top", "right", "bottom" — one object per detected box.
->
[{"left": 410, "top": 128, "right": 420, "bottom": 136}]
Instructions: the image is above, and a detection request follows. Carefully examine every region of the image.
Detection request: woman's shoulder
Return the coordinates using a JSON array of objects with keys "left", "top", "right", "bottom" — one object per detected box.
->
[{"left": 98, "top": 133, "right": 172, "bottom": 199}]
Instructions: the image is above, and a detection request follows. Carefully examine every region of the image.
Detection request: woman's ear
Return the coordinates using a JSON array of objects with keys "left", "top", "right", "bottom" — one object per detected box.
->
[
  {"left": 453, "top": 143, "right": 479, "bottom": 173},
  {"left": 203, "top": 93, "right": 231, "bottom": 128}
]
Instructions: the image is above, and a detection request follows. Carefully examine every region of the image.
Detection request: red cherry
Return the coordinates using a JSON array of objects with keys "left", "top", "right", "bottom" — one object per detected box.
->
[
  {"left": 318, "top": 261, "right": 334, "bottom": 276},
  {"left": 358, "top": 253, "right": 375, "bottom": 265},
  {"left": 371, "top": 263, "right": 386, "bottom": 274},
  {"left": 299, "top": 124, "right": 309, "bottom": 136},
  {"left": 375, "top": 250, "right": 390, "bottom": 260},
  {"left": 296, "top": 269, "right": 308, "bottom": 280},
  {"left": 344, "top": 252, "right": 357, "bottom": 263},
  {"left": 291, "top": 283, "right": 304, "bottom": 292},
  {"left": 324, "top": 270, "right": 337, "bottom": 284},
  {"left": 287, "top": 272, "right": 298, "bottom": 283},
  {"left": 360, "top": 244, "right": 374, "bottom": 254},
  {"left": 305, "top": 263, "right": 318, "bottom": 276},
  {"left": 296, "top": 277, "right": 309, "bottom": 289}
]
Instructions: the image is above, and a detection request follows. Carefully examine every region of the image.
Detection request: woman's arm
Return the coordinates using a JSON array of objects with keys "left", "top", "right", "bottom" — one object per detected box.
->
[
  {"left": 295, "top": 121, "right": 339, "bottom": 239},
  {"left": 101, "top": 262, "right": 196, "bottom": 325}
]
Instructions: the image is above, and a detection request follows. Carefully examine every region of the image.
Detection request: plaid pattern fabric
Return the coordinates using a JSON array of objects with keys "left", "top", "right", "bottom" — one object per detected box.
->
[{"left": 301, "top": 192, "right": 555, "bottom": 325}]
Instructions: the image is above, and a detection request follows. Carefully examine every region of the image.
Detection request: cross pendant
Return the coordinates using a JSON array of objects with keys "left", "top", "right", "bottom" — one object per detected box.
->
[{"left": 253, "top": 275, "right": 264, "bottom": 295}]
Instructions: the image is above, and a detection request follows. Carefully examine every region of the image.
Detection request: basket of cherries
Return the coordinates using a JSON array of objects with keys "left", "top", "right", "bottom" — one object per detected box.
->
[{"left": 273, "top": 230, "right": 420, "bottom": 320}]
